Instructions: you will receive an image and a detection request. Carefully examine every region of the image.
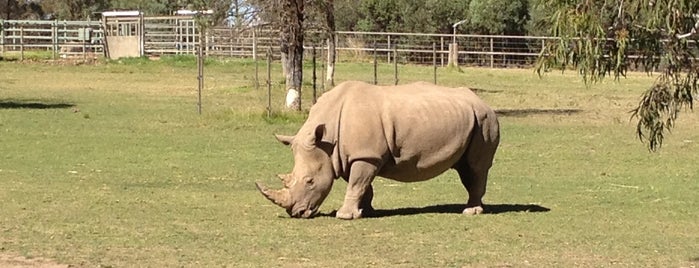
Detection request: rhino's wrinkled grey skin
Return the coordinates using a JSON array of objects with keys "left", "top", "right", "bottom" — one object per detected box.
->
[{"left": 256, "top": 81, "right": 500, "bottom": 220}]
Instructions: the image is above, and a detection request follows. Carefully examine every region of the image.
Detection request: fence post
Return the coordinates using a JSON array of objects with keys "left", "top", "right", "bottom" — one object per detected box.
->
[
  {"left": 252, "top": 27, "right": 257, "bottom": 60},
  {"left": 0, "top": 19, "right": 5, "bottom": 57},
  {"left": 197, "top": 28, "right": 204, "bottom": 115},
  {"left": 52, "top": 20, "right": 57, "bottom": 60},
  {"left": 440, "top": 36, "right": 444, "bottom": 67},
  {"left": 373, "top": 43, "right": 377, "bottom": 85},
  {"left": 387, "top": 35, "right": 391, "bottom": 63},
  {"left": 254, "top": 27, "right": 259, "bottom": 90},
  {"left": 20, "top": 25, "right": 24, "bottom": 61},
  {"left": 312, "top": 45, "right": 317, "bottom": 104},
  {"left": 393, "top": 46, "right": 398, "bottom": 85},
  {"left": 490, "top": 37, "right": 494, "bottom": 68},
  {"left": 83, "top": 32, "right": 87, "bottom": 60},
  {"left": 266, "top": 47, "right": 272, "bottom": 117},
  {"left": 433, "top": 42, "right": 437, "bottom": 84}
]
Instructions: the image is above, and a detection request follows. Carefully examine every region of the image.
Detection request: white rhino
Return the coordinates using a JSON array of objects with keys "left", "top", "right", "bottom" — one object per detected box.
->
[{"left": 256, "top": 81, "right": 500, "bottom": 220}]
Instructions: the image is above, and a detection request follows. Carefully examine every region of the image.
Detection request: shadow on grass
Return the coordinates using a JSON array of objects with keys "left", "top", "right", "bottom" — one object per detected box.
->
[
  {"left": 0, "top": 100, "right": 75, "bottom": 110},
  {"left": 320, "top": 203, "right": 550, "bottom": 218},
  {"left": 495, "top": 108, "right": 581, "bottom": 117}
]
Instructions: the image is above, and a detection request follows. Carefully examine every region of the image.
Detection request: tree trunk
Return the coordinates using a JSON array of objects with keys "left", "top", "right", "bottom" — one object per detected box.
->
[
  {"left": 280, "top": 0, "right": 304, "bottom": 111},
  {"left": 324, "top": 0, "right": 336, "bottom": 87}
]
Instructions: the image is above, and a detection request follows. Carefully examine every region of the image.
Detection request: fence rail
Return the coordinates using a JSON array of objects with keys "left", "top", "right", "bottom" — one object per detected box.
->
[
  {"left": 5, "top": 18, "right": 671, "bottom": 69},
  {"left": 0, "top": 19, "right": 104, "bottom": 59}
]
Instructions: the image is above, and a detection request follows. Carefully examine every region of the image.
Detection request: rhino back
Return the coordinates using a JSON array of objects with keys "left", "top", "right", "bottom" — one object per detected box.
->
[{"left": 326, "top": 81, "right": 484, "bottom": 182}]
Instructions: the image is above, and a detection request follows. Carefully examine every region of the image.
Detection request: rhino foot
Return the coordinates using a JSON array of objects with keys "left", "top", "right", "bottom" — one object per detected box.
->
[
  {"left": 462, "top": 206, "right": 483, "bottom": 215},
  {"left": 336, "top": 207, "right": 363, "bottom": 220}
]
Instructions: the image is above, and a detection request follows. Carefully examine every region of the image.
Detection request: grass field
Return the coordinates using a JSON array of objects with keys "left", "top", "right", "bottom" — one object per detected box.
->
[{"left": 0, "top": 57, "right": 698, "bottom": 267}]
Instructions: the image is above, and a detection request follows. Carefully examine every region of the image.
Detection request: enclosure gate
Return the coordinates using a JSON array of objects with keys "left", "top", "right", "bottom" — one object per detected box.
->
[{"left": 102, "top": 13, "right": 144, "bottom": 59}]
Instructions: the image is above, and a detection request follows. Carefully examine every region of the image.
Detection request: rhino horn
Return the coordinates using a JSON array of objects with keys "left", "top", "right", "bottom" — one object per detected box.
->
[
  {"left": 277, "top": 173, "right": 293, "bottom": 187},
  {"left": 255, "top": 182, "right": 291, "bottom": 208}
]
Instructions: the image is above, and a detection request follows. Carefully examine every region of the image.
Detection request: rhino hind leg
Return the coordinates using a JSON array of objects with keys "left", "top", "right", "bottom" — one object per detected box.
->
[
  {"left": 456, "top": 121, "right": 499, "bottom": 215},
  {"left": 456, "top": 166, "right": 488, "bottom": 215}
]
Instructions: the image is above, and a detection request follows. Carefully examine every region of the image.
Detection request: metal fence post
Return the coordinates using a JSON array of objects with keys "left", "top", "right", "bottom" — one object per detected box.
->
[
  {"left": 433, "top": 42, "right": 437, "bottom": 84},
  {"left": 393, "top": 46, "right": 398, "bottom": 85},
  {"left": 440, "top": 36, "right": 444, "bottom": 67},
  {"left": 266, "top": 47, "right": 272, "bottom": 117},
  {"left": 387, "top": 35, "right": 391, "bottom": 63},
  {"left": 20, "top": 25, "right": 24, "bottom": 61},
  {"left": 490, "top": 37, "right": 494, "bottom": 68},
  {"left": 197, "top": 27, "right": 204, "bottom": 115},
  {"left": 312, "top": 45, "right": 317, "bottom": 104},
  {"left": 373, "top": 44, "right": 378, "bottom": 85}
]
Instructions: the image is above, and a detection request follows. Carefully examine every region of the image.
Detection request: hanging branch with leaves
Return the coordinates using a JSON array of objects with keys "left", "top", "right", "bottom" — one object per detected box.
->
[{"left": 536, "top": 0, "right": 699, "bottom": 151}]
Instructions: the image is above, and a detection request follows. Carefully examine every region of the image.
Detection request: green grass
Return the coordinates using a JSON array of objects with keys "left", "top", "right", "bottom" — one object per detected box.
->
[{"left": 0, "top": 57, "right": 698, "bottom": 267}]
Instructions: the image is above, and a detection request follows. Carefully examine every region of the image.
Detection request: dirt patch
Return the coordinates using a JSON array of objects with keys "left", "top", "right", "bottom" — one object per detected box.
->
[{"left": 0, "top": 253, "right": 68, "bottom": 268}]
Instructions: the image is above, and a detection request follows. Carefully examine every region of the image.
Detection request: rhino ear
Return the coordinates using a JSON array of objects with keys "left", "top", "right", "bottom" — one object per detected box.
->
[
  {"left": 313, "top": 124, "right": 326, "bottom": 145},
  {"left": 275, "top": 134, "right": 295, "bottom": 146}
]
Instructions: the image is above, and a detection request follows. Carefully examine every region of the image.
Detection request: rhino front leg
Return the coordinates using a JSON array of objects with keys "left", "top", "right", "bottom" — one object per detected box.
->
[{"left": 337, "top": 160, "right": 378, "bottom": 220}]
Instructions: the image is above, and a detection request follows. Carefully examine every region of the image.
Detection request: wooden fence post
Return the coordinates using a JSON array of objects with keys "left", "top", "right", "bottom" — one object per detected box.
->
[
  {"left": 0, "top": 19, "right": 5, "bottom": 57},
  {"left": 52, "top": 20, "right": 57, "bottom": 60}
]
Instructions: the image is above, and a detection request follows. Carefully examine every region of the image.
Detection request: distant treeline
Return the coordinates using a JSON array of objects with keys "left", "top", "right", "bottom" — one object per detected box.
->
[{"left": 1, "top": 0, "right": 552, "bottom": 36}]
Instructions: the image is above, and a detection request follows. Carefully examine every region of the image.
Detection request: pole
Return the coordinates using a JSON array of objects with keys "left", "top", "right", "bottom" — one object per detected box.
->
[
  {"left": 490, "top": 37, "right": 494, "bottom": 68},
  {"left": 254, "top": 30, "right": 259, "bottom": 90},
  {"left": 312, "top": 45, "right": 317, "bottom": 104},
  {"left": 387, "top": 35, "right": 391, "bottom": 63},
  {"left": 0, "top": 19, "right": 4, "bottom": 57},
  {"left": 252, "top": 27, "right": 257, "bottom": 60},
  {"left": 440, "top": 37, "right": 444, "bottom": 67},
  {"left": 197, "top": 27, "right": 204, "bottom": 115},
  {"left": 20, "top": 25, "right": 24, "bottom": 61},
  {"left": 373, "top": 44, "right": 378, "bottom": 85},
  {"left": 433, "top": 42, "right": 437, "bottom": 84},
  {"left": 393, "top": 46, "right": 398, "bottom": 85},
  {"left": 52, "top": 20, "right": 57, "bottom": 60},
  {"left": 267, "top": 47, "right": 272, "bottom": 117}
]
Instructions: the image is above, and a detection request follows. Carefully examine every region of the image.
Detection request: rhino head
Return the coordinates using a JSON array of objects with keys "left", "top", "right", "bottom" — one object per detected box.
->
[{"left": 256, "top": 124, "right": 335, "bottom": 218}]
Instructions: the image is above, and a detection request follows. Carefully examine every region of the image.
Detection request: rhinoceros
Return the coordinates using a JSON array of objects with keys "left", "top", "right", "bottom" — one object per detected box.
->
[{"left": 256, "top": 81, "right": 500, "bottom": 220}]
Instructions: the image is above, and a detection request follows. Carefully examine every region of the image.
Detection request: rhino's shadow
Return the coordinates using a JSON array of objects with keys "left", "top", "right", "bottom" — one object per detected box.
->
[
  {"left": 0, "top": 100, "right": 75, "bottom": 109},
  {"left": 322, "top": 203, "right": 550, "bottom": 218}
]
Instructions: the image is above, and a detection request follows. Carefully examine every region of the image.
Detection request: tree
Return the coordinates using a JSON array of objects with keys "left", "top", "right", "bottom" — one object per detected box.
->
[
  {"left": 1, "top": 0, "right": 45, "bottom": 19},
  {"left": 322, "top": 0, "right": 336, "bottom": 87},
  {"left": 428, "top": 0, "right": 470, "bottom": 34},
  {"left": 39, "top": 0, "right": 109, "bottom": 19},
  {"left": 468, "top": 0, "right": 530, "bottom": 35},
  {"left": 279, "top": 0, "right": 305, "bottom": 110},
  {"left": 536, "top": 0, "right": 699, "bottom": 151}
]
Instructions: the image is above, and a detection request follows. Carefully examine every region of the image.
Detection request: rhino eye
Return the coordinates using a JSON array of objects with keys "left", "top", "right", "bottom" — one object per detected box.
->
[{"left": 304, "top": 177, "right": 314, "bottom": 186}]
